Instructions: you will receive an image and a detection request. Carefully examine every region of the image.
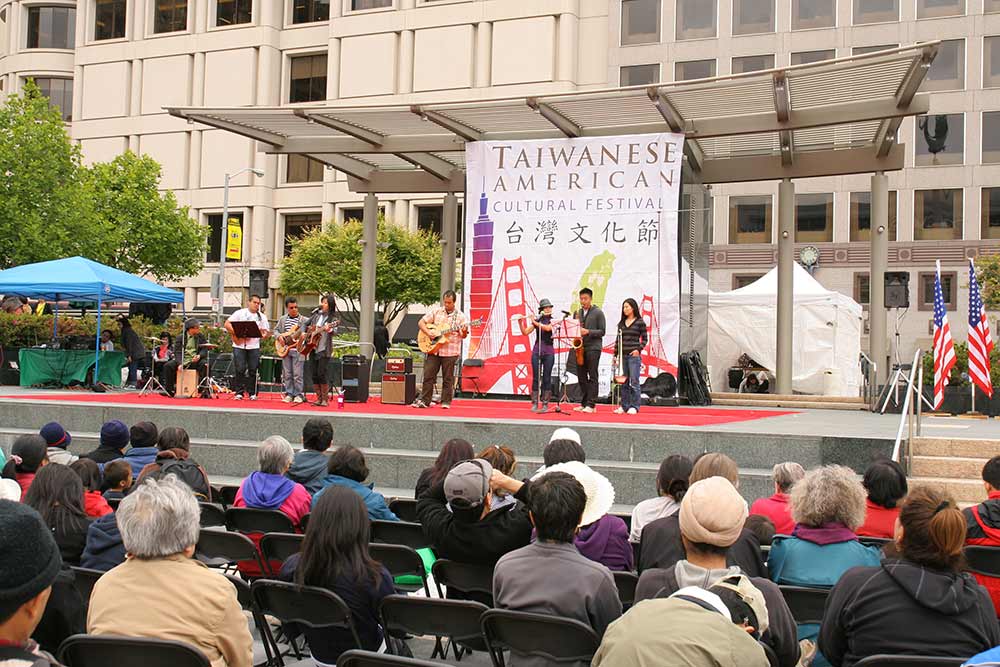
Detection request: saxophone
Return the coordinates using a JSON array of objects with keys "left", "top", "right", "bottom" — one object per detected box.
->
[{"left": 573, "top": 309, "right": 585, "bottom": 366}]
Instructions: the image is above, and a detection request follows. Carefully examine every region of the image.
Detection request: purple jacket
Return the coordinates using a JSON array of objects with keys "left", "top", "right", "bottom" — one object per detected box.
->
[{"left": 575, "top": 514, "right": 634, "bottom": 572}]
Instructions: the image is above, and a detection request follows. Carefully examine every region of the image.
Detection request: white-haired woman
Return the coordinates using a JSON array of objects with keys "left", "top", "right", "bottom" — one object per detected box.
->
[
  {"left": 87, "top": 476, "right": 253, "bottom": 667},
  {"left": 234, "top": 435, "right": 312, "bottom": 529},
  {"left": 750, "top": 461, "right": 805, "bottom": 535}
]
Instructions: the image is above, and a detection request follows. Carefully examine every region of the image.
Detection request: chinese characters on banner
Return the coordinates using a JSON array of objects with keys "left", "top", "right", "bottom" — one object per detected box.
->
[{"left": 462, "top": 133, "right": 684, "bottom": 396}]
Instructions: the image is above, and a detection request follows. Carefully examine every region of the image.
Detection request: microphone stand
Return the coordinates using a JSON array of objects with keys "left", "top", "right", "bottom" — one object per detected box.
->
[{"left": 551, "top": 316, "right": 573, "bottom": 415}]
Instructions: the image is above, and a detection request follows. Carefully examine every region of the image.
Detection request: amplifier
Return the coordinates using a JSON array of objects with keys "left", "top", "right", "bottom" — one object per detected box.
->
[
  {"left": 381, "top": 373, "right": 416, "bottom": 405},
  {"left": 385, "top": 357, "right": 413, "bottom": 373}
]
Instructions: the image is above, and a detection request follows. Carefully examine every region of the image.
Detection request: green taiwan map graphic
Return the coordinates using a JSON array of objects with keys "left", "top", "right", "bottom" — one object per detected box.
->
[{"left": 569, "top": 250, "right": 615, "bottom": 312}]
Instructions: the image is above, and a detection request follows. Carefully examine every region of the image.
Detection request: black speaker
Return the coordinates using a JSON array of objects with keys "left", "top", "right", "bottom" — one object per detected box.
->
[
  {"left": 249, "top": 269, "right": 269, "bottom": 298},
  {"left": 342, "top": 354, "right": 370, "bottom": 403},
  {"left": 884, "top": 271, "right": 910, "bottom": 309}
]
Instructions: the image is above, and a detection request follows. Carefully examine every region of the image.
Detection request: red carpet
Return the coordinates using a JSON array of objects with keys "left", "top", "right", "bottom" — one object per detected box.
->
[{"left": 8, "top": 392, "right": 794, "bottom": 427}]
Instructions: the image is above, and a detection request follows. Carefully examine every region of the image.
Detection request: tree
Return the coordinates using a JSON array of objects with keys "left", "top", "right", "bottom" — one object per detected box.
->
[
  {"left": 976, "top": 254, "right": 1000, "bottom": 311},
  {"left": 279, "top": 219, "right": 443, "bottom": 326},
  {"left": 84, "top": 152, "right": 207, "bottom": 281}
]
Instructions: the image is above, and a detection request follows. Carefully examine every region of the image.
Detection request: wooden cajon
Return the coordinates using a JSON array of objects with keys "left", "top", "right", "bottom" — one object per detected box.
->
[{"left": 176, "top": 368, "right": 199, "bottom": 398}]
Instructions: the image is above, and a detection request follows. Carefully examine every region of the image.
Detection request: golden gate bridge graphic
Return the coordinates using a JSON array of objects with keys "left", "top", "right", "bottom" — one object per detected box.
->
[{"left": 462, "top": 191, "right": 676, "bottom": 395}]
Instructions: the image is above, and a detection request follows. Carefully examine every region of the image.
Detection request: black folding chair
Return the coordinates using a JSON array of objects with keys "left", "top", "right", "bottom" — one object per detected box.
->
[
  {"left": 226, "top": 507, "right": 296, "bottom": 534},
  {"left": 106, "top": 497, "right": 121, "bottom": 512},
  {"left": 338, "top": 650, "right": 442, "bottom": 667},
  {"left": 196, "top": 528, "right": 272, "bottom": 577},
  {"left": 217, "top": 485, "right": 240, "bottom": 509},
  {"left": 59, "top": 634, "right": 211, "bottom": 667},
  {"left": 759, "top": 640, "right": 780, "bottom": 667},
  {"left": 612, "top": 570, "right": 638, "bottom": 610},
  {"left": 223, "top": 574, "right": 275, "bottom": 667},
  {"left": 778, "top": 585, "right": 830, "bottom": 625},
  {"left": 300, "top": 512, "right": 310, "bottom": 531},
  {"left": 480, "top": 609, "right": 600, "bottom": 667},
  {"left": 369, "top": 543, "right": 430, "bottom": 596},
  {"left": 371, "top": 520, "right": 429, "bottom": 550},
  {"left": 387, "top": 498, "right": 419, "bottom": 523},
  {"left": 853, "top": 656, "right": 966, "bottom": 667},
  {"left": 380, "top": 594, "right": 489, "bottom": 661},
  {"left": 260, "top": 533, "right": 304, "bottom": 564},
  {"left": 69, "top": 567, "right": 103, "bottom": 607},
  {"left": 431, "top": 559, "right": 495, "bottom": 605},
  {"left": 199, "top": 502, "right": 227, "bottom": 528},
  {"left": 859, "top": 536, "right": 892, "bottom": 550},
  {"left": 965, "top": 545, "right": 1000, "bottom": 576},
  {"left": 251, "top": 579, "right": 363, "bottom": 667}
]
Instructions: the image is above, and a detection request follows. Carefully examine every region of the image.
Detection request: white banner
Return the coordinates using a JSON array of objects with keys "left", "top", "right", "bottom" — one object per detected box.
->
[{"left": 461, "top": 133, "right": 684, "bottom": 396}]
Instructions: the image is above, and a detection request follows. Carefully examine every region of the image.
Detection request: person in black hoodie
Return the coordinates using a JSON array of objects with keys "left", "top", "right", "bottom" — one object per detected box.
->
[
  {"left": 287, "top": 418, "right": 333, "bottom": 496},
  {"left": 819, "top": 486, "right": 1000, "bottom": 667}
]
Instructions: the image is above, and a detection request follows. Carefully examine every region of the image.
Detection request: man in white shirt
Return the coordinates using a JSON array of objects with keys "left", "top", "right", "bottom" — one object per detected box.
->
[{"left": 225, "top": 294, "right": 270, "bottom": 400}]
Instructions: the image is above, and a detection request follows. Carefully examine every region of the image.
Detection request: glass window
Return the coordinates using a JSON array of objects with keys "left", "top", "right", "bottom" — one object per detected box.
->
[
  {"left": 292, "top": 0, "right": 328, "bottom": 23},
  {"left": 982, "top": 188, "right": 1000, "bottom": 240},
  {"left": 919, "top": 272, "right": 957, "bottom": 310},
  {"left": 984, "top": 37, "right": 1000, "bottom": 88},
  {"left": 922, "top": 39, "right": 964, "bottom": 91},
  {"left": 289, "top": 54, "right": 327, "bottom": 103},
  {"left": 733, "top": 274, "right": 764, "bottom": 289},
  {"left": 790, "top": 50, "right": 835, "bottom": 66},
  {"left": 854, "top": 273, "right": 870, "bottom": 306},
  {"left": 916, "top": 0, "right": 964, "bottom": 19},
  {"left": 216, "top": 0, "right": 251, "bottom": 25},
  {"left": 417, "top": 204, "right": 465, "bottom": 244},
  {"left": 676, "top": 0, "right": 715, "bottom": 40},
  {"left": 351, "top": 0, "right": 390, "bottom": 8},
  {"left": 26, "top": 6, "right": 75, "bottom": 48},
  {"left": 732, "top": 0, "right": 773, "bottom": 35},
  {"left": 988, "top": 0, "right": 1000, "bottom": 12},
  {"left": 915, "top": 113, "right": 964, "bottom": 167},
  {"left": 850, "top": 191, "right": 897, "bottom": 241},
  {"left": 732, "top": 54, "right": 775, "bottom": 74},
  {"left": 795, "top": 193, "right": 833, "bottom": 242},
  {"left": 32, "top": 77, "right": 73, "bottom": 121},
  {"left": 620, "top": 64, "right": 660, "bottom": 87},
  {"left": 729, "top": 195, "right": 772, "bottom": 244},
  {"left": 853, "top": 0, "right": 897, "bottom": 23},
  {"left": 914, "top": 189, "right": 963, "bottom": 241},
  {"left": 283, "top": 213, "right": 321, "bottom": 256},
  {"left": 792, "top": 0, "right": 835, "bottom": 30},
  {"left": 853, "top": 44, "right": 897, "bottom": 55},
  {"left": 984, "top": 112, "right": 1000, "bottom": 164},
  {"left": 286, "top": 155, "right": 324, "bottom": 183},
  {"left": 206, "top": 212, "right": 244, "bottom": 263},
  {"left": 621, "top": 0, "right": 660, "bottom": 45},
  {"left": 675, "top": 59, "right": 716, "bottom": 81},
  {"left": 342, "top": 206, "right": 384, "bottom": 222},
  {"left": 154, "top": 0, "right": 187, "bottom": 32},
  {"left": 94, "top": 0, "right": 126, "bottom": 39}
]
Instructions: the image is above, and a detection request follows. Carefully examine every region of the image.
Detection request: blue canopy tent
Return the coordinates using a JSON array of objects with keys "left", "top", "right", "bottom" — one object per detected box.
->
[{"left": 0, "top": 257, "right": 184, "bottom": 386}]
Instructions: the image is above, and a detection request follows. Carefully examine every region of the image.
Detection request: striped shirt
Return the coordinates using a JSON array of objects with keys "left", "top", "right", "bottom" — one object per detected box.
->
[{"left": 617, "top": 318, "right": 648, "bottom": 356}]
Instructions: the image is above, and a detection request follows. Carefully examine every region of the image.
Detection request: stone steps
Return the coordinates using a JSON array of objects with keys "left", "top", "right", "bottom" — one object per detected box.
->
[
  {"left": 906, "top": 436, "right": 999, "bottom": 504},
  {"left": 710, "top": 393, "right": 868, "bottom": 411},
  {"left": 910, "top": 436, "right": 1000, "bottom": 459}
]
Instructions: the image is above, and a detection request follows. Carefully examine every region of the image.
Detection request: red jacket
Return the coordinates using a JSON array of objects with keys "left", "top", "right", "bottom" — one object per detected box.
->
[
  {"left": 749, "top": 493, "right": 794, "bottom": 535},
  {"left": 857, "top": 499, "right": 900, "bottom": 538},
  {"left": 16, "top": 472, "right": 35, "bottom": 500},
  {"left": 83, "top": 490, "right": 113, "bottom": 518},
  {"left": 964, "top": 490, "right": 1000, "bottom": 617}
]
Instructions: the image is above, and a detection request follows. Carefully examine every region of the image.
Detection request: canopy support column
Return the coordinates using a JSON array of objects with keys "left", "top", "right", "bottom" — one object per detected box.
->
[
  {"left": 776, "top": 178, "right": 795, "bottom": 394},
  {"left": 360, "top": 193, "right": 378, "bottom": 355},
  {"left": 440, "top": 193, "right": 458, "bottom": 295},
  {"left": 94, "top": 296, "right": 103, "bottom": 388},
  {"left": 870, "top": 171, "right": 889, "bottom": 387}
]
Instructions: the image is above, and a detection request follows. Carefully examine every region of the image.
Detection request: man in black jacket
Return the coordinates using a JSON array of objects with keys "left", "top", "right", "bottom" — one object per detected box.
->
[
  {"left": 116, "top": 315, "right": 146, "bottom": 388},
  {"left": 575, "top": 288, "right": 605, "bottom": 413},
  {"left": 162, "top": 319, "right": 209, "bottom": 398}
]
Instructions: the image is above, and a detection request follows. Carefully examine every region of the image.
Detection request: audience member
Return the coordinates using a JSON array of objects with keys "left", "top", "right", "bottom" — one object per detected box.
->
[
  {"left": 493, "top": 470, "right": 621, "bottom": 665},
  {"left": 87, "top": 477, "right": 253, "bottom": 667},
  {"left": 634, "top": 476, "right": 799, "bottom": 667},
  {"left": 39, "top": 422, "right": 76, "bottom": 466},
  {"left": 966, "top": 646, "right": 1000, "bottom": 665},
  {"left": 630, "top": 454, "right": 692, "bottom": 543},
  {"left": 1, "top": 435, "right": 49, "bottom": 499},
  {"left": 24, "top": 465, "right": 92, "bottom": 565},
  {"left": 819, "top": 486, "right": 1000, "bottom": 667},
  {"left": 279, "top": 486, "right": 395, "bottom": 664},
  {"left": 122, "top": 422, "right": 159, "bottom": 478},
  {"left": 0, "top": 479, "right": 20, "bottom": 501},
  {"left": 964, "top": 455, "right": 1000, "bottom": 613},
  {"left": 315, "top": 446, "right": 398, "bottom": 521},
  {"left": 0, "top": 500, "right": 64, "bottom": 667},
  {"left": 135, "top": 427, "right": 210, "bottom": 500},
  {"left": 234, "top": 436, "right": 311, "bottom": 529},
  {"left": 749, "top": 462, "right": 804, "bottom": 535},
  {"left": 593, "top": 576, "right": 770, "bottom": 667},
  {"left": 81, "top": 420, "right": 130, "bottom": 464},
  {"left": 69, "top": 459, "right": 112, "bottom": 518},
  {"left": 638, "top": 453, "right": 766, "bottom": 577},
  {"left": 542, "top": 428, "right": 586, "bottom": 469},
  {"left": 479, "top": 444, "right": 518, "bottom": 510},
  {"left": 100, "top": 460, "right": 132, "bottom": 501},
  {"left": 745, "top": 514, "right": 776, "bottom": 547},
  {"left": 414, "top": 438, "right": 474, "bottom": 499},
  {"left": 857, "top": 458, "right": 907, "bottom": 539},
  {"left": 287, "top": 418, "right": 333, "bottom": 495},
  {"left": 80, "top": 511, "right": 125, "bottom": 573}
]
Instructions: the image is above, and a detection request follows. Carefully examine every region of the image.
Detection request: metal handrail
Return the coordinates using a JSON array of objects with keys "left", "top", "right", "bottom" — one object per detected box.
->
[{"left": 891, "top": 348, "right": 922, "bottom": 471}]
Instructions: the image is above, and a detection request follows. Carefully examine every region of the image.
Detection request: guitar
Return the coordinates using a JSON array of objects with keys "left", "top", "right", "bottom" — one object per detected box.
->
[
  {"left": 418, "top": 318, "right": 483, "bottom": 355},
  {"left": 274, "top": 324, "right": 301, "bottom": 358},
  {"left": 298, "top": 319, "right": 340, "bottom": 356}
]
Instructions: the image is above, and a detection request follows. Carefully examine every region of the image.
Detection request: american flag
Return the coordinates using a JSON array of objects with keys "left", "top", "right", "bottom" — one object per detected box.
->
[
  {"left": 968, "top": 259, "right": 994, "bottom": 398},
  {"left": 932, "top": 262, "right": 957, "bottom": 410}
]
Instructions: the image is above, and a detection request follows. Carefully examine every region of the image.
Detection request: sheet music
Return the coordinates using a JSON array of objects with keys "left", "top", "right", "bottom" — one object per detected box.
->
[{"left": 561, "top": 319, "right": 582, "bottom": 338}]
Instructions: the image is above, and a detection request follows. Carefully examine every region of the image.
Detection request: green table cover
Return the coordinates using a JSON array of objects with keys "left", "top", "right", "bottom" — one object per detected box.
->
[{"left": 19, "top": 349, "right": 125, "bottom": 387}]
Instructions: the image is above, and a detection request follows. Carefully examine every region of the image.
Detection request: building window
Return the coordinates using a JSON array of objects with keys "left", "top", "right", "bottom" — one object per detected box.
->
[
  {"left": 216, "top": 0, "right": 251, "bottom": 25},
  {"left": 792, "top": 0, "right": 835, "bottom": 30},
  {"left": 286, "top": 155, "right": 324, "bottom": 183},
  {"left": 854, "top": 273, "right": 870, "bottom": 306},
  {"left": 732, "top": 0, "right": 773, "bottom": 35},
  {"left": 983, "top": 112, "right": 1000, "bottom": 164},
  {"left": 289, "top": 54, "right": 327, "bottom": 103},
  {"left": 94, "top": 0, "right": 126, "bottom": 39},
  {"left": 675, "top": 59, "right": 716, "bottom": 81},
  {"left": 732, "top": 54, "right": 775, "bottom": 74},
  {"left": 853, "top": 44, "right": 897, "bottom": 55},
  {"left": 989, "top": 0, "right": 1000, "bottom": 12},
  {"left": 984, "top": 37, "right": 1000, "bottom": 88},
  {"left": 795, "top": 193, "right": 833, "bottom": 242},
  {"left": 620, "top": 64, "right": 660, "bottom": 87},
  {"left": 918, "top": 272, "right": 957, "bottom": 310},
  {"left": 154, "top": 0, "right": 187, "bottom": 33},
  {"left": 853, "top": 0, "right": 897, "bottom": 24},
  {"left": 914, "top": 189, "right": 963, "bottom": 241},
  {"left": 292, "top": 0, "right": 328, "bottom": 23},
  {"left": 982, "top": 188, "right": 1000, "bottom": 240},
  {"left": 916, "top": 0, "right": 964, "bottom": 19},
  {"left": 26, "top": 6, "right": 75, "bottom": 48},
  {"left": 729, "top": 195, "right": 772, "bottom": 244},
  {"left": 732, "top": 274, "right": 764, "bottom": 289},
  {"left": 850, "top": 191, "right": 897, "bottom": 242},
  {"left": 914, "top": 113, "right": 964, "bottom": 167},
  {"left": 790, "top": 50, "right": 835, "bottom": 66},
  {"left": 351, "top": 0, "right": 390, "bottom": 8},
  {"left": 621, "top": 0, "right": 660, "bottom": 45},
  {"left": 206, "top": 212, "right": 244, "bottom": 263},
  {"left": 676, "top": 0, "right": 715, "bottom": 40},
  {"left": 922, "top": 39, "right": 964, "bottom": 91},
  {"left": 417, "top": 204, "right": 465, "bottom": 245},
  {"left": 342, "top": 206, "right": 385, "bottom": 222},
  {"left": 32, "top": 77, "right": 73, "bottom": 121},
  {"left": 283, "top": 213, "right": 321, "bottom": 256}
]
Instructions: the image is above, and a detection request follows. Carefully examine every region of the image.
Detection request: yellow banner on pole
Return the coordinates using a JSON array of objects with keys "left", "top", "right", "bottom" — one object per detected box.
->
[{"left": 226, "top": 217, "right": 242, "bottom": 261}]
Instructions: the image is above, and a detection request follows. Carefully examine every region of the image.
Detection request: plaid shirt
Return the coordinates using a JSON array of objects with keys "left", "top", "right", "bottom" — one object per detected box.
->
[{"left": 423, "top": 306, "right": 468, "bottom": 357}]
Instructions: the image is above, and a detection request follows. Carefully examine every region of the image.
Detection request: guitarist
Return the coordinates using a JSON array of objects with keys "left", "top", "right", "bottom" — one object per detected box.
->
[
  {"left": 575, "top": 287, "right": 605, "bottom": 414},
  {"left": 305, "top": 293, "right": 337, "bottom": 407},
  {"left": 274, "top": 297, "right": 305, "bottom": 404},
  {"left": 412, "top": 290, "right": 468, "bottom": 410}
]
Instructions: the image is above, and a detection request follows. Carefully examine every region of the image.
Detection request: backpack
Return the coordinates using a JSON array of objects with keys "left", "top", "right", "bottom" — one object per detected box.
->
[{"left": 150, "top": 458, "right": 209, "bottom": 500}]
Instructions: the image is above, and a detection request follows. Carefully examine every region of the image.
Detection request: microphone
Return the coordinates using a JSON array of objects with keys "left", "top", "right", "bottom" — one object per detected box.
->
[
  {"left": 561, "top": 310, "right": 572, "bottom": 317},
  {"left": 311, "top": 307, "right": 321, "bottom": 315}
]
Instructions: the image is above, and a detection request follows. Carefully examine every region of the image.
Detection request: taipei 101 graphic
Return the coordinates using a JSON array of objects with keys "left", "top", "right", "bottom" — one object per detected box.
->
[{"left": 467, "top": 188, "right": 494, "bottom": 356}]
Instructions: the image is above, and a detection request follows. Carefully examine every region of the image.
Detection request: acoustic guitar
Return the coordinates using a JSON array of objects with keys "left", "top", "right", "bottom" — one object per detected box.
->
[
  {"left": 418, "top": 318, "right": 483, "bottom": 355},
  {"left": 273, "top": 324, "right": 300, "bottom": 358},
  {"left": 298, "top": 320, "right": 340, "bottom": 356}
]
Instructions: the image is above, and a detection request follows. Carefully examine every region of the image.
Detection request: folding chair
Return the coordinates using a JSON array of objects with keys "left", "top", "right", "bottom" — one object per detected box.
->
[
  {"left": 226, "top": 508, "right": 297, "bottom": 534},
  {"left": 380, "top": 594, "right": 489, "bottom": 661},
  {"left": 260, "top": 533, "right": 304, "bottom": 564},
  {"left": 58, "top": 634, "right": 210, "bottom": 667},
  {"left": 106, "top": 497, "right": 121, "bottom": 512},
  {"left": 223, "top": 574, "right": 275, "bottom": 667},
  {"left": 859, "top": 536, "right": 892, "bottom": 550},
  {"left": 778, "top": 585, "right": 830, "bottom": 625},
  {"left": 251, "top": 579, "right": 363, "bottom": 667},
  {"left": 371, "top": 520, "right": 429, "bottom": 550},
  {"left": 612, "top": 570, "right": 638, "bottom": 610},
  {"left": 217, "top": 485, "right": 240, "bottom": 509},
  {"left": 369, "top": 543, "right": 431, "bottom": 596},
  {"left": 300, "top": 512, "right": 310, "bottom": 531},
  {"left": 199, "top": 502, "right": 227, "bottom": 528},
  {"left": 611, "top": 512, "right": 632, "bottom": 534},
  {"left": 69, "top": 567, "right": 103, "bottom": 607},
  {"left": 965, "top": 545, "right": 1000, "bottom": 576},
  {"left": 853, "top": 656, "right": 966, "bottom": 667},
  {"left": 480, "top": 609, "right": 600, "bottom": 667},
  {"left": 387, "top": 498, "right": 419, "bottom": 523},
  {"left": 196, "top": 528, "right": 272, "bottom": 577},
  {"left": 338, "top": 650, "right": 442, "bottom": 667},
  {"left": 431, "top": 559, "right": 495, "bottom": 605}
]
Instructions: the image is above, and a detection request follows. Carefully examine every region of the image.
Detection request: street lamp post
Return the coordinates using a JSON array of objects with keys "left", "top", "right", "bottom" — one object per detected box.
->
[{"left": 216, "top": 167, "right": 265, "bottom": 323}]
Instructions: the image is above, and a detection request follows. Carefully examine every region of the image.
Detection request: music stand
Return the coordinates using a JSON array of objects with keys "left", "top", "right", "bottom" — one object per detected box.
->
[
  {"left": 230, "top": 321, "right": 263, "bottom": 340},
  {"left": 551, "top": 318, "right": 577, "bottom": 415}
]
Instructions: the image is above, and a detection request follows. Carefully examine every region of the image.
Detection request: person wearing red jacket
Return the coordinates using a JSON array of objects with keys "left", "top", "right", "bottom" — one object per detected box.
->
[
  {"left": 964, "top": 456, "right": 1000, "bottom": 616},
  {"left": 69, "top": 459, "right": 112, "bottom": 518},
  {"left": 749, "top": 462, "right": 804, "bottom": 536},
  {"left": 857, "top": 459, "right": 907, "bottom": 539}
]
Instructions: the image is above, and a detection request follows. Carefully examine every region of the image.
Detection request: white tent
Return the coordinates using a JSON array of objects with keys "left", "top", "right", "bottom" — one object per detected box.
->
[{"left": 708, "top": 264, "right": 863, "bottom": 396}]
